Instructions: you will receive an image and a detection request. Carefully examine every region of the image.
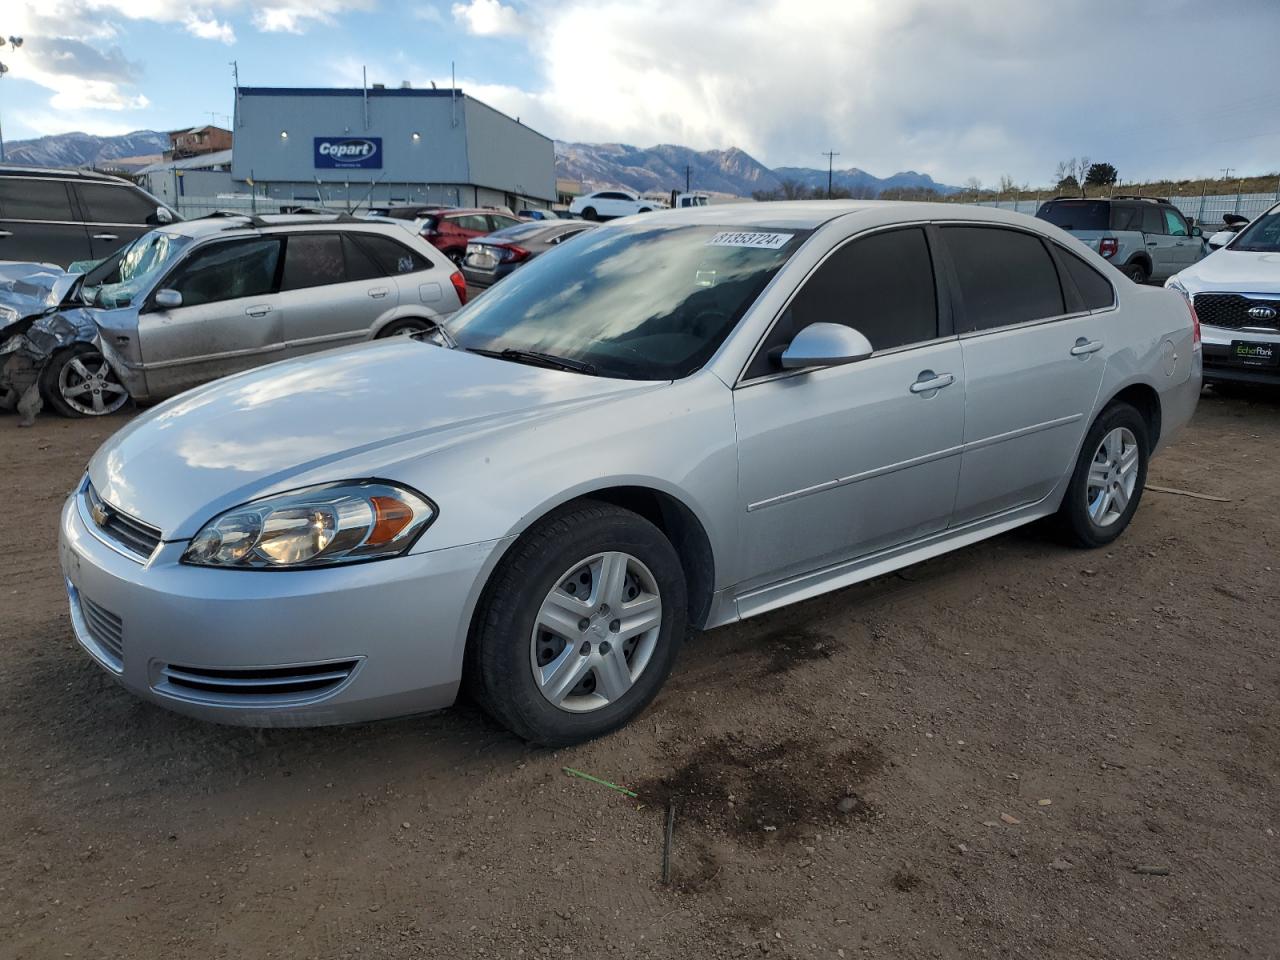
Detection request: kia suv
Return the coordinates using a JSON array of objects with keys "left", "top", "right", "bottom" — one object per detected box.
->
[{"left": 1036, "top": 196, "right": 1207, "bottom": 284}]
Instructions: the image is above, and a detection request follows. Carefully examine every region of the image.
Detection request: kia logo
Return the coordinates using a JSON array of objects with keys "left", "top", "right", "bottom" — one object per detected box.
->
[
  {"left": 1247, "top": 305, "right": 1277, "bottom": 321},
  {"left": 318, "top": 139, "right": 378, "bottom": 160}
]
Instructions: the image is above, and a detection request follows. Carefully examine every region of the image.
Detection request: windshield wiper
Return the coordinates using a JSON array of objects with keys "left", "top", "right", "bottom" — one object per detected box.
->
[{"left": 466, "top": 346, "right": 597, "bottom": 376}]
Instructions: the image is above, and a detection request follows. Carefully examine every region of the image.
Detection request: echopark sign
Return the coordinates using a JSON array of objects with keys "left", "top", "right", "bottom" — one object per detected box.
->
[{"left": 314, "top": 137, "right": 383, "bottom": 170}]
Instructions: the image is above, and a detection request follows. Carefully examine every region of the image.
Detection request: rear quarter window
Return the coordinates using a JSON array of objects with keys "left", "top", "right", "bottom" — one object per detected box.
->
[{"left": 1059, "top": 250, "right": 1116, "bottom": 311}]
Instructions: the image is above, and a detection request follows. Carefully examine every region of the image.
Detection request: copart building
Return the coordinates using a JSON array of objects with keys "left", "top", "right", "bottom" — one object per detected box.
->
[{"left": 226, "top": 85, "right": 556, "bottom": 211}]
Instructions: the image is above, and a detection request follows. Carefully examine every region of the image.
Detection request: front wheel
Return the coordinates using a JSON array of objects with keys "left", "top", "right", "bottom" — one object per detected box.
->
[
  {"left": 581, "top": 207, "right": 598, "bottom": 221},
  {"left": 39, "top": 344, "right": 129, "bottom": 418},
  {"left": 1058, "top": 402, "right": 1149, "bottom": 548},
  {"left": 468, "top": 501, "right": 687, "bottom": 746}
]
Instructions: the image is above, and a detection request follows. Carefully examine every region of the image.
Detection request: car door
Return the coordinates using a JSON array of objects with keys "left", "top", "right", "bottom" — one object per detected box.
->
[
  {"left": 732, "top": 226, "right": 964, "bottom": 593},
  {"left": 1140, "top": 204, "right": 1178, "bottom": 280},
  {"left": 1161, "top": 206, "right": 1200, "bottom": 270},
  {"left": 137, "top": 237, "right": 285, "bottom": 397},
  {"left": 0, "top": 176, "right": 93, "bottom": 267},
  {"left": 274, "top": 232, "right": 399, "bottom": 356},
  {"left": 74, "top": 182, "right": 167, "bottom": 261},
  {"left": 938, "top": 225, "right": 1109, "bottom": 525},
  {"left": 354, "top": 232, "right": 445, "bottom": 311}
]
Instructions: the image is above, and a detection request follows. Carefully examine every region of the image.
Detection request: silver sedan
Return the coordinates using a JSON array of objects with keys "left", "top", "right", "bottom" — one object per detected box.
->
[{"left": 59, "top": 201, "right": 1201, "bottom": 744}]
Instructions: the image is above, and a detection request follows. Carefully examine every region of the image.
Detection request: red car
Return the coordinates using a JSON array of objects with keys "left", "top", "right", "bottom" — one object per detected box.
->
[{"left": 418, "top": 209, "right": 522, "bottom": 264}]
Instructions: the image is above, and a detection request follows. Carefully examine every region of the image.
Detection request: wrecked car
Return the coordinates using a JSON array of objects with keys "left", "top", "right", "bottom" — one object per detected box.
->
[{"left": 2, "top": 212, "right": 463, "bottom": 421}]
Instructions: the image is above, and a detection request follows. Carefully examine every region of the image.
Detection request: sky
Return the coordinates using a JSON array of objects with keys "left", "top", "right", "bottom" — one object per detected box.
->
[{"left": 3, "top": 0, "right": 1280, "bottom": 187}]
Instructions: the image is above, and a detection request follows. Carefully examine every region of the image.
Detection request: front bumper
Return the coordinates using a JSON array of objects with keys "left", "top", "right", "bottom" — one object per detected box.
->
[
  {"left": 1201, "top": 323, "right": 1280, "bottom": 384},
  {"left": 59, "top": 487, "right": 508, "bottom": 727}
]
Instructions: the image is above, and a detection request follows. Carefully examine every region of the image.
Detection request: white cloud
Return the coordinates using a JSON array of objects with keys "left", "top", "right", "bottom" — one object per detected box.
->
[
  {"left": 451, "top": 0, "right": 525, "bottom": 36},
  {"left": 185, "top": 14, "right": 237, "bottom": 43}
]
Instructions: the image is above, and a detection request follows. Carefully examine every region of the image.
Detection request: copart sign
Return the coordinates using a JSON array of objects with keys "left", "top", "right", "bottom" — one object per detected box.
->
[{"left": 314, "top": 137, "right": 382, "bottom": 169}]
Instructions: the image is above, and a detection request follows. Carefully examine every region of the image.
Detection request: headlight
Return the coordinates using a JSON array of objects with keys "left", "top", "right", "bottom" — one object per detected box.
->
[
  {"left": 182, "top": 481, "right": 435, "bottom": 569},
  {"left": 0, "top": 304, "right": 19, "bottom": 326}
]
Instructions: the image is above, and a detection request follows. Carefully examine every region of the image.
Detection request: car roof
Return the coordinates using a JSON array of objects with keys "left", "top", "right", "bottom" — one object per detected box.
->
[
  {"left": 154, "top": 212, "right": 435, "bottom": 241},
  {"left": 0, "top": 164, "right": 137, "bottom": 185}
]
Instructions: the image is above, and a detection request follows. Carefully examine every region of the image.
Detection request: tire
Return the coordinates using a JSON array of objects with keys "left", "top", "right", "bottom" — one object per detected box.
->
[
  {"left": 1058, "top": 402, "right": 1149, "bottom": 548},
  {"left": 1122, "top": 260, "right": 1149, "bottom": 284},
  {"left": 468, "top": 500, "right": 687, "bottom": 746},
  {"left": 638, "top": 207, "right": 652, "bottom": 213},
  {"left": 447, "top": 250, "right": 464, "bottom": 266},
  {"left": 581, "top": 207, "right": 598, "bottom": 221},
  {"left": 39, "top": 343, "right": 129, "bottom": 418},
  {"left": 376, "top": 318, "right": 435, "bottom": 339}
]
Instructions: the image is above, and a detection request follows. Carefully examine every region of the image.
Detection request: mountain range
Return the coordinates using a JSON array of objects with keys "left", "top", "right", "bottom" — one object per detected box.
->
[{"left": 2, "top": 129, "right": 959, "bottom": 197}]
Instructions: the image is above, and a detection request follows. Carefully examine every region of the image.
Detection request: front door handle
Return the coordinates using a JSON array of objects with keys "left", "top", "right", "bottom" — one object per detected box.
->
[
  {"left": 909, "top": 371, "right": 955, "bottom": 394},
  {"left": 1147, "top": 241, "right": 1158, "bottom": 247},
  {"left": 245, "top": 305, "right": 272, "bottom": 318},
  {"left": 1071, "top": 337, "right": 1104, "bottom": 357},
  {"left": 368, "top": 287, "right": 390, "bottom": 299},
  {"left": 92, "top": 233, "right": 119, "bottom": 241}
]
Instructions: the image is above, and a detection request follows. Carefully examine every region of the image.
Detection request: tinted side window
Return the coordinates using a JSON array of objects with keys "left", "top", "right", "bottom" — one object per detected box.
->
[
  {"left": 1162, "top": 208, "right": 1189, "bottom": 237},
  {"left": 942, "top": 227, "right": 1064, "bottom": 332},
  {"left": 487, "top": 214, "right": 520, "bottom": 232},
  {"left": 0, "top": 178, "right": 75, "bottom": 220},
  {"left": 746, "top": 227, "right": 938, "bottom": 379},
  {"left": 282, "top": 234, "right": 345, "bottom": 290},
  {"left": 1141, "top": 206, "right": 1165, "bottom": 234},
  {"left": 1060, "top": 250, "right": 1115, "bottom": 311},
  {"left": 1110, "top": 205, "right": 1141, "bottom": 231},
  {"left": 353, "top": 233, "right": 430, "bottom": 274},
  {"left": 168, "top": 239, "right": 281, "bottom": 308},
  {"left": 78, "top": 183, "right": 157, "bottom": 224}
]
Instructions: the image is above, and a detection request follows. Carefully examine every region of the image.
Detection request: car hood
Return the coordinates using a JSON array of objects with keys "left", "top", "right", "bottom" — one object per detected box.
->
[
  {"left": 0, "top": 262, "right": 79, "bottom": 329},
  {"left": 1173, "top": 249, "right": 1280, "bottom": 294},
  {"left": 88, "top": 340, "right": 664, "bottom": 538}
]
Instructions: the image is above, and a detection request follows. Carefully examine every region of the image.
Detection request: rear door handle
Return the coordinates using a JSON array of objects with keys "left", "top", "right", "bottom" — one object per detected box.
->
[
  {"left": 92, "top": 233, "right": 119, "bottom": 241},
  {"left": 368, "top": 287, "right": 390, "bottom": 299},
  {"left": 0, "top": 230, "right": 12, "bottom": 238},
  {"left": 909, "top": 371, "right": 955, "bottom": 394},
  {"left": 1071, "top": 338, "right": 1104, "bottom": 356},
  {"left": 245, "top": 305, "right": 272, "bottom": 318},
  {"left": 1146, "top": 241, "right": 1159, "bottom": 247}
]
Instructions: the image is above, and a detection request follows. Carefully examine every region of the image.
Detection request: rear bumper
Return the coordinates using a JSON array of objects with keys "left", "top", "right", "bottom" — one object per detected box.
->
[{"left": 59, "top": 488, "right": 508, "bottom": 727}]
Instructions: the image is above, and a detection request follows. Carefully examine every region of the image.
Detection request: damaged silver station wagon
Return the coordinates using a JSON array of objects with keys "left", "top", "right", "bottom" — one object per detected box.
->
[
  {"left": 60, "top": 201, "right": 1201, "bottom": 745},
  {"left": 9, "top": 212, "right": 463, "bottom": 418}
]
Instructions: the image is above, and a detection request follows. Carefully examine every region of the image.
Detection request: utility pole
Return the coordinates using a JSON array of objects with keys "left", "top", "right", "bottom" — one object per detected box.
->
[
  {"left": 0, "top": 35, "right": 25, "bottom": 164},
  {"left": 1220, "top": 167, "right": 1233, "bottom": 182},
  {"left": 822, "top": 151, "right": 840, "bottom": 199},
  {"left": 685, "top": 164, "right": 691, "bottom": 193}
]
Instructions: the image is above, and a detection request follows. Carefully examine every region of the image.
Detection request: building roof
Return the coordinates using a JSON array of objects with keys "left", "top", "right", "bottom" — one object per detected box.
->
[
  {"left": 139, "top": 148, "right": 234, "bottom": 174},
  {"left": 237, "top": 86, "right": 461, "bottom": 98}
]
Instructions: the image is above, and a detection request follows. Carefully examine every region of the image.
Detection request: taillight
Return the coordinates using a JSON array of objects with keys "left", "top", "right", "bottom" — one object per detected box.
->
[
  {"left": 1189, "top": 297, "right": 1201, "bottom": 351},
  {"left": 1098, "top": 237, "right": 1119, "bottom": 258},
  {"left": 449, "top": 270, "right": 467, "bottom": 306},
  {"left": 496, "top": 244, "right": 531, "bottom": 264}
]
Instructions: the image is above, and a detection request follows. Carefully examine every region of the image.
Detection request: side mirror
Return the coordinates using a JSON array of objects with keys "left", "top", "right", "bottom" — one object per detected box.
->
[
  {"left": 153, "top": 288, "right": 183, "bottom": 309},
  {"left": 779, "top": 322, "right": 874, "bottom": 370},
  {"left": 1207, "top": 231, "right": 1234, "bottom": 250},
  {"left": 1191, "top": 226, "right": 1202, "bottom": 238},
  {"left": 155, "top": 206, "right": 175, "bottom": 224}
]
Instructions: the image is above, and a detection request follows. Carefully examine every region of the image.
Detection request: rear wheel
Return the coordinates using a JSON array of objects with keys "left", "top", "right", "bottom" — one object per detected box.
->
[
  {"left": 39, "top": 344, "right": 129, "bottom": 418},
  {"left": 1058, "top": 403, "right": 1149, "bottom": 547},
  {"left": 468, "top": 501, "right": 687, "bottom": 746},
  {"left": 1122, "top": 261, "right": 1149, "bottom": 284},
  {"left": 376, "top": 318, "right": 435, "bottom": 339},
  {"left": 581, "top": 207, "right": 598, "bottom": 221}
]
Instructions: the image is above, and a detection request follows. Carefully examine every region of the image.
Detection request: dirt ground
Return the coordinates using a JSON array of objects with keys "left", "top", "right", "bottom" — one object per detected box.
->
[{"left": 1, "top": 388, "right": 1277, "bottom": 960}]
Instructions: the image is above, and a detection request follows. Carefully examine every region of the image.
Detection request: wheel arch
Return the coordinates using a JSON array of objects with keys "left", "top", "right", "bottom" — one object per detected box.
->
[
  {"left": 1102, "top": 380, "right": 1162, "bottom": 450},
  {"left": 1123, "top": 251, "right": 1153, "bottom": 275},
  {"left": 367, "top": 306, "right": 448, "bottom": 339}
]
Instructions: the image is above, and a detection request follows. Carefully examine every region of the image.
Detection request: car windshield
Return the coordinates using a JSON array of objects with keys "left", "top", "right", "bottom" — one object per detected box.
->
[
  {"left": 1036, "top": 200, "right": 1109, "bottom": 231},
  {"left": 81, "top": 230, "right": 192, "bottom": 308},
  {"left": 448, "top": 223, "right": 811, "bottom": 380},
  {"left": 1231, "top": 210, "right": 1280, "bottom": 252}
]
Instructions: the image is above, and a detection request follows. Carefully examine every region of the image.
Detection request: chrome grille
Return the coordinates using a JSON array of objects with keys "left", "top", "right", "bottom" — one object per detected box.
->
[
  {"left": 85, "top": 483, "right": 162, "bottom": 560},
  {"left": 1193, "top": 293, "right": 1280, "bottom": 331},
  {"left": 156, "top": 659, "right": 361, "bottom": 705},
  {"left": 80, "top": 594, "right": 124, "bottom": 668}
]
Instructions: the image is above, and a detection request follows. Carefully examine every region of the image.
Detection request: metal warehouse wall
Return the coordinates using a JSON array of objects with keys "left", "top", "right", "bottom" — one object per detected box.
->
[
  {"left": 231, "top": 88, "right": 470, "bottom": 185},
  {"left": 463, "top": 99, "right": 556, "bottom": 202}
]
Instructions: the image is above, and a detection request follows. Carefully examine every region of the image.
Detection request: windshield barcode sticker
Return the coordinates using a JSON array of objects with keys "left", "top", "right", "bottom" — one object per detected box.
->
[{"left": 707, "top": 231, "right": 793, "bottom": 250}]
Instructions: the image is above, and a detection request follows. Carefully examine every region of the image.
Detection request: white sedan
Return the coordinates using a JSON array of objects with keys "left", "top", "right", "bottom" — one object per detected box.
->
[{"left": 568, "top": 189, "right": 658, "bottom": 220}]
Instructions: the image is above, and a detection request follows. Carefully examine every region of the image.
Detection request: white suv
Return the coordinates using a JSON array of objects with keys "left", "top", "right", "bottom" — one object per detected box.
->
[{"left": 568, "top": 190, "right": 656, "bottom": 221}]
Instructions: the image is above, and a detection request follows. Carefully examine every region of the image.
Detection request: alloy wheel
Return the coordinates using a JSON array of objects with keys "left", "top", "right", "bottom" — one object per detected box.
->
[
  {"left": 529, "top": 551, "right": 662, "bottom": 713},
  {"left": 58, "top": 352, "right": 128, "bottom": 416},
  {"left": 1086, "top": 426, "right": 1140, "bottom": 527}
]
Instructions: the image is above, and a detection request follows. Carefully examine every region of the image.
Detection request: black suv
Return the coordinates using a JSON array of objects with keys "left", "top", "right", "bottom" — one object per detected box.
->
[{"left": 0, "top": 166, "right": 179, "bottom": 268}]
